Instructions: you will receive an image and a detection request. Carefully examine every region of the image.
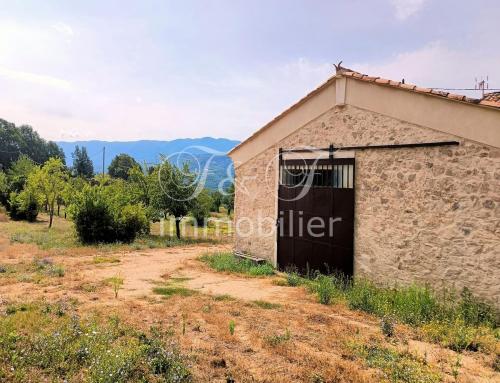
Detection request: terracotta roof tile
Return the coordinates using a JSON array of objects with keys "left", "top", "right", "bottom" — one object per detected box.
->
[
  {"left": 415, "top": 86, "right": 432, "bottom": 94},
  {"left": 447, "top": 93, "right": 466, "bottom": 101},
  {"left": 481, "top": 92, "right": 500, "bottom": 107},
  {"left": 431, "top": 89, "right": 449, "bottom": 97},
  {"left": 375, "top": 78, "right": 390, "bottom": 84},
  {"left": 400, "top": 83, "right": 416, "bottom": 90},
  {"left": 334, "top": 65, "right": 500, "bottom": 109}
]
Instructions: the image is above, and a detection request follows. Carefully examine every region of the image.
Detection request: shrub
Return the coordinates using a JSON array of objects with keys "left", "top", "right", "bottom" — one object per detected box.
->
[
  {"left": 70, "top": 185, "right": 149, "bottom": 244},
  {"left": 8, "top": 190, "right": 39, "bottom": 222}
]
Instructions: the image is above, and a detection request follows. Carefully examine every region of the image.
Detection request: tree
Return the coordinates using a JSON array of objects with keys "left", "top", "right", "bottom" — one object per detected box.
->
[
  {"left": 27, "top": 158, "right": 68, "bottom": 228},
  {"left": 150, "top": 161, "right": 196, "bottom": 239},
  {"left": 108, "top": 153, "right": 139, "bottom": 180},
  {"left": 191, "top": 189, "right": 213, "bottom": 226},
  {"left": 223, "top": 182, "right": 235, "bottom": 216},
  {"left": 211, "top": 190, "right": 223, "bottom": 213},
  {"left": 72, "top": 146, "right": 94, "bottom": 179},
  {"left": 7, "top": 155, "right": 36, "bottom": 193},
  {"left": 62, "top": 177, "right": 88, "bottom": 218},
  {"left": 0, "top": 119, "right": 65, "bottom": 170},
  {"left": 0, "top": 171, "right": 8, "bottom": 205}
]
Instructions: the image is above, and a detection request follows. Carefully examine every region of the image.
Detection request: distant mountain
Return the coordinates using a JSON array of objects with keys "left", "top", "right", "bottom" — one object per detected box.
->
[{"left": 57, "top": 137, "right": 240, "bottom": 189}]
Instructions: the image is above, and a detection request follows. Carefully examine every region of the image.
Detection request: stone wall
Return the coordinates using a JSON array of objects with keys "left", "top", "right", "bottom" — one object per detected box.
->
[{"left": 233, "top": 104, "right": 500, "bottom": 306}]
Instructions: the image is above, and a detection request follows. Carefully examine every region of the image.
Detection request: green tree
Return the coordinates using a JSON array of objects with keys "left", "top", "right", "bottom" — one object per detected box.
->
[
  {"left": 222, "top": 182, "right": 235, "bottom": 216},
  {"left": 0, "top": 119, "right": 65, "bottom": 170},
  {"left": 72, "top": 146, "right": 94, "bottom": 179},
  {"left": 150, "top": 161, "right": 196, "bottom": 239},
  {"left": 191, "top": 189, "right": 213, "bottom": 226},
  {"left": 108, "top": 153, "right": 139, "bottom": 180},
  {"left": 62, "top": 177, "right": 88, "bottom": 218},
  {"left": 7, "top": 155, "right": 36, "bottom": 193},
  {"left": 0, "top": 171, "right": 8, "bottom": 205},
  {"left": 27, "top": 158, "right": 68, "bottom": 228},
  {"left": 211, "top": 190, "right": 223, "bottom": 213}
]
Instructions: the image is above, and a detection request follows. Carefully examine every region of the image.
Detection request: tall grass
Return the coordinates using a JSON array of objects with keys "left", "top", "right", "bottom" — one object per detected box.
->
[
  {"left": 295, "top": 272, "right": 498, "bottom": 352},
  {"left": 199, "top": 252, "right": 275, "bottom": 276}
]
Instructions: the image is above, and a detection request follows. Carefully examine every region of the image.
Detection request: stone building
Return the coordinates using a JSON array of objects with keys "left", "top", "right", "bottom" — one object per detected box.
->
[{"left": 228, "top": 66, "right": 500, "bottom": 305}]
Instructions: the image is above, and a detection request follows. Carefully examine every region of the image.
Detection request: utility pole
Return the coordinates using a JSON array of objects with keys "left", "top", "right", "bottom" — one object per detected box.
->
[{"left": 102, "top": 146, "right": 105, "bottom": 175}]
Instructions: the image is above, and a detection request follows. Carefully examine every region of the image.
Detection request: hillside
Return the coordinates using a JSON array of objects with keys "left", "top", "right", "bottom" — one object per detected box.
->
[{"left": 57, "top": 137, "right": 239, "bottom": 189}]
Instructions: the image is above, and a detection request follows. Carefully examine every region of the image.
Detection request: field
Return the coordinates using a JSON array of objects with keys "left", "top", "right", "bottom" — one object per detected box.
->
[{"left": 0, "top": 212, "right": 498, "bottom": 382}]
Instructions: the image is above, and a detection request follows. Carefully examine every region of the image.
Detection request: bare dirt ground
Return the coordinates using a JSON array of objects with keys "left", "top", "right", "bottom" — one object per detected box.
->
[{"left": 0, "top": 230, "right": 499, "bottom": 382}]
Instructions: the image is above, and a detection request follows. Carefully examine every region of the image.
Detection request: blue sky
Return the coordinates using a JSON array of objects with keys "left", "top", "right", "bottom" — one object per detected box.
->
[{"left": 0, "top": 0, "right": 499, "bottom": 141}]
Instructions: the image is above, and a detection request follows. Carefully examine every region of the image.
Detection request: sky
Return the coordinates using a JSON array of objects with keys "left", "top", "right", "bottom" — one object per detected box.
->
[{"left": 0, "top": 0, "right": 499, "bottom": 142}]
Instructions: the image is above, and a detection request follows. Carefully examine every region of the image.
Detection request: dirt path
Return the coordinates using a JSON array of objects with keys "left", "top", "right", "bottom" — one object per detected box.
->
[{"left": 76, "top": 245, "right": 293, "bottom": 302}]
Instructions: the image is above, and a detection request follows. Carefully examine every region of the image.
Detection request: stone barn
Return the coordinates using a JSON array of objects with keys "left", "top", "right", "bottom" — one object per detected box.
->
[{"left": 228, "top": 66, "right": 500, "bottom": 305}]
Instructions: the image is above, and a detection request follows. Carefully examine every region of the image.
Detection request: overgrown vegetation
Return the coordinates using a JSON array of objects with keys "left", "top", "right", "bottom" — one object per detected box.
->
[
  {"left": 200, "top": 252, "right": 275, "bottom": 276},
  {"left": 284, "top": 272, "right": 499, "bottom": 352},
  {"left": 0, "top": 123, "right": 234, "bottom": 245},
  {"left": 349, "top": 341, "right": 441, "bottom": 383},
  {"left": 0, "top": 302, "right": 191, "bottom": 382}
]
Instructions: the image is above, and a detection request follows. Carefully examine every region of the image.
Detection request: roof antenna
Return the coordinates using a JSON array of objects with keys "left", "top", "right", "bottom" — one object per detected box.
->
[{"left": 475, "top": 75, "right": 489, "bottom": 98}]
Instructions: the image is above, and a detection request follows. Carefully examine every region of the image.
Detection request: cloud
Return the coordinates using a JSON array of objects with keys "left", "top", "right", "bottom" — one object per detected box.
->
[
  {"left": 390, "top": 0, "right": 427, "bottom": 20},
  {"left": 352, "top": 41, "right": 500, "bottom": 97},
  {"left": 52, "top": 22, "right": 74, "bottom": 37},
  {"left": 0, "top": 66, "right": 72, "bottom": 90}
]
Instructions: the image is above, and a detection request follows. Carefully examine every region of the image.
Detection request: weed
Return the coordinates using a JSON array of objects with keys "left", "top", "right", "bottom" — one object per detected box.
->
[
  {"left": 32, "top": 257, "right": 65, "bottom": 278},
  {"left": 381, "top": 316, "right": 395, "bottom": 337},
  {"left": 264, "top": 328, "right": 291, "bottom": 347},
  {"left": 93, "top": 256, "right": 120, "bottom": 264},
  {"left": 252, "top": 300, "right": 281, "bottom": 310},
  {"left": 213, "top": 294, "right": 235, "bottom": 301},
  {"left": 295, "top": 273, "right": 499, "bottom": 353},
  {"left": 493, "top": 354, "right": 500, "bottom": 372},
  {"left": 286, "top": 271, "right": 303, "bottom": 287},
  {"left": 182, "top": 313, "right": 187, "bottom": 335},
  {"left": 314, "top": 275, "right": 336, "bottom": 305},
  {"left": 79, "top": 282, "right": 98, "bottom": 293},
  {"left": 350, "top": 341, "right": 441, "bottom": 383},
  {"left": 0, "top": 302, "right": 191, "bottom": 382},
  {"left": 153, "top": 286, "right": 196, "bottom": 298},
  {"left": 106, "top": 275, "right": 124, "bottom": 298},
  {"left": 229, "top": 320, "right": 235, "bottom": 335},
  {"left": 200, "top": 252, "right": 274, "bottom": 276},
  {"left": 420, "top": 319, "right": 497, "bottom": 352},
  {"left": 271, "top": 278, "right": 288, "bottom": 286},
  {"left": 202, "top": 305, "right": 211, "bottom": 313},
  {"left": 451, "top": 355, "right": 461, "bottom": 382}
]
